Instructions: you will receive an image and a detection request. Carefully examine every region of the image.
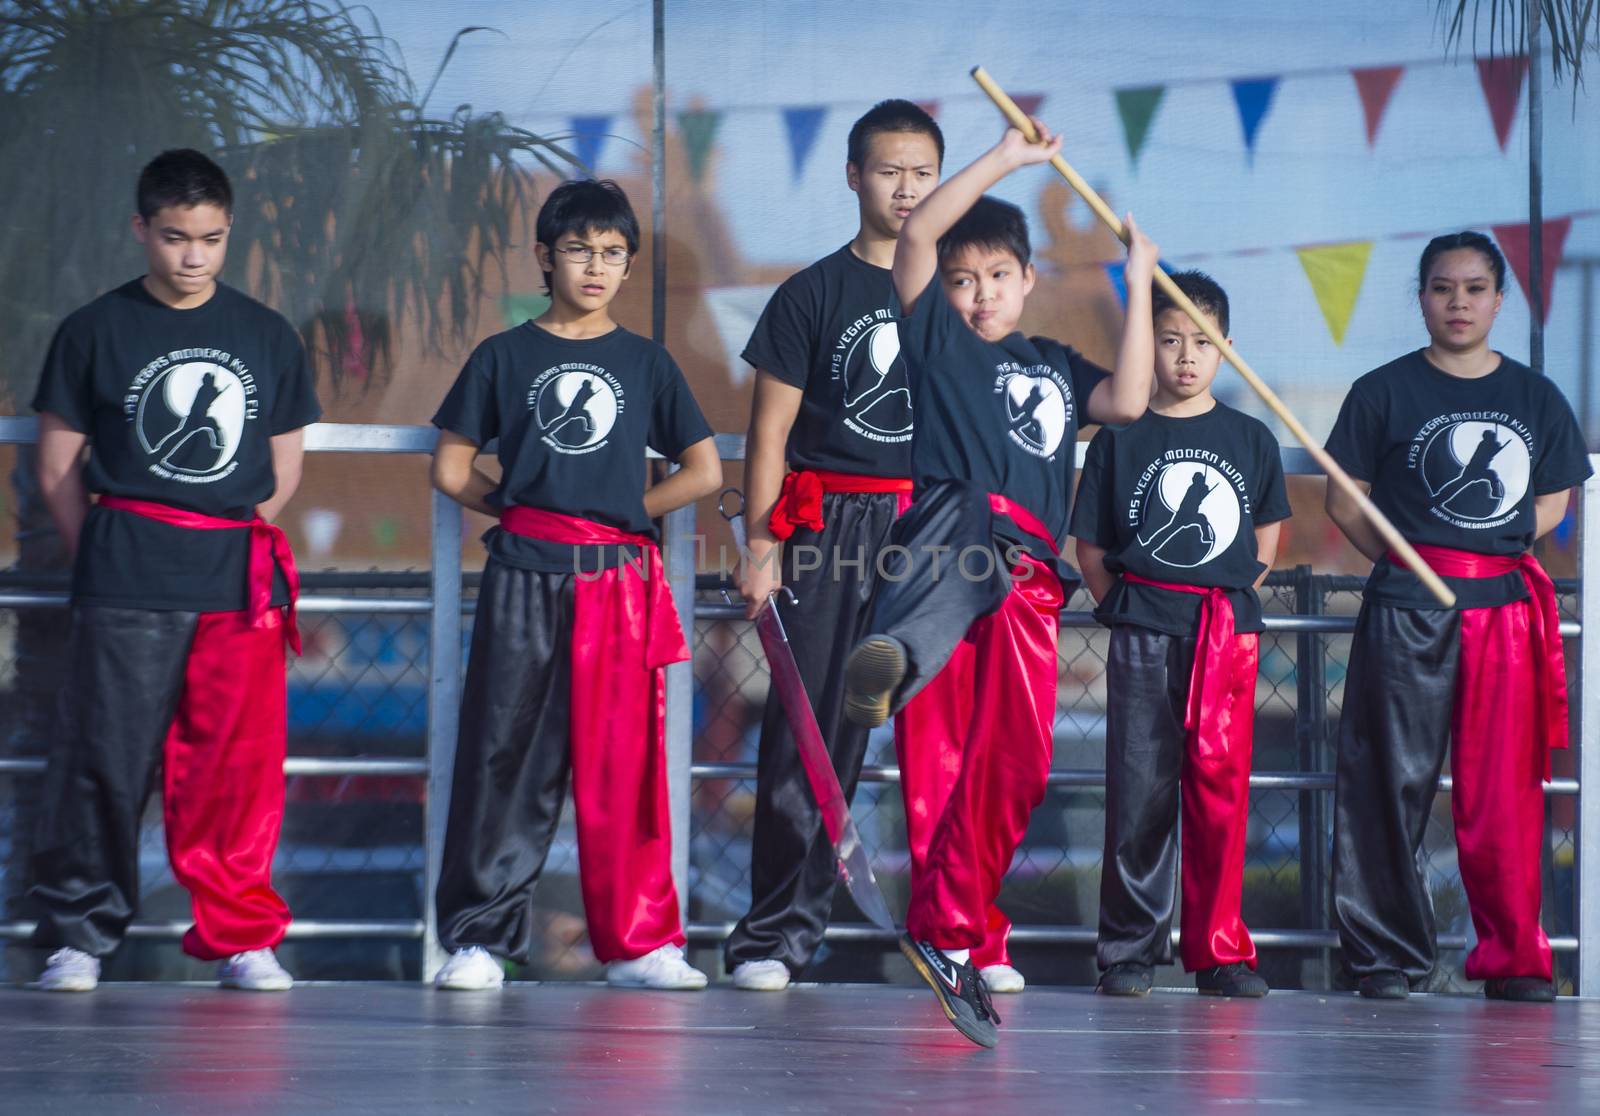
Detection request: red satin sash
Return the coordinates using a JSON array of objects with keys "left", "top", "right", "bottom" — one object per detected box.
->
[
  {"left": 987, "top": 494, "right": 1060, "bottom": 557},
  {"left": 1121, "top": 572, "right": 1238, "bottom": 746},
  {"left": 98, "top": 495, "right": 301, "bottom": 654},
  {"left": 499, "top": 506, "right": 688, "bottom": 669},
  {"left": 767, "top": 470, "right": 915, "bottom": 539},
  {"left": 1391, "top": 544, "right": 1569, "bottom": 753}
]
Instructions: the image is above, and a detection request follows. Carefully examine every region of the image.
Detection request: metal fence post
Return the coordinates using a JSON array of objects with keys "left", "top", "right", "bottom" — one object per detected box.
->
[
  {"left": 424, "top": 487, "right": 463, "bottom": 982},
  {"left": 1293, "top": 564, "right": 1331, "bottom": 987},
  {"left": 663, "top": 496, "right": 698, "bottom": 930},
  {"left": 1578, "top": 458, "right": 1600, "bottom": 995}
]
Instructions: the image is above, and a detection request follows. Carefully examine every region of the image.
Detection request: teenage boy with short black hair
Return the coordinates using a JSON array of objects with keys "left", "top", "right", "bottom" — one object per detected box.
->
[
  {"left": 430, "top": 179, "right": 721, "bottom": 992},
  {"left": 843, "top": 118, "right": 1156, "bottom": 1046},
  {"left": 1072, "top": 270, "right": 1290, "bottom": 1000},
  {"left": 30, "top": 148, "right": 320, "bottom": 993}
]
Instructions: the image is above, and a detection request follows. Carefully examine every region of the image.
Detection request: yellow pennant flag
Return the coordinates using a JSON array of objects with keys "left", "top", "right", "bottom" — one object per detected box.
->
[{"left": 1295, "top": 241, "right": 1373, "bottom": 345}]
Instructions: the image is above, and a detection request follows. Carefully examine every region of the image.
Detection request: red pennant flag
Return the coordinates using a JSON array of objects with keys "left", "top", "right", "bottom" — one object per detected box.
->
[
  {"left": 1351, "top": 66, "right": 1404, "bottom": 146},
  {"left": 915, "top": 99, "right": 940, "bottom": 119},
  {"left": 1492, "top": 216, "right": 1572, "bottom": 323},
  {"left": 1011, "top": 93, "right": 1046, "bottom": 118},
  {"left": 1476, "top": 54, "right": 1528, "bottom": 150}
]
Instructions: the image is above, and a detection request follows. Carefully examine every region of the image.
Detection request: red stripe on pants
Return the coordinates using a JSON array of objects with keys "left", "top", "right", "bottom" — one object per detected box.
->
[
  {"left": 1178, "top": 631, "right": 1259, "bottom": 971},
  {"left": 1454, "top": 602, "right": 1554, "bottom": 981},
  {"left": 904, "top": 556, "right": 1062, "bottom": 951},
  {"left": 162, "top": 608, "right": 291, "bottom": 959}
]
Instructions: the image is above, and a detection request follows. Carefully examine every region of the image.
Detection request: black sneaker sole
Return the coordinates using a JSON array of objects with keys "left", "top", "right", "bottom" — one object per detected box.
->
[
  {"left": 899, "top": 937, "right": 998, "bottom": 1049},
  {"left": 1095, "top": 980, "right": 1152, "bottom": 997},
  {"left": 844, "top": 637, "right": 906, "bottom": 728}
]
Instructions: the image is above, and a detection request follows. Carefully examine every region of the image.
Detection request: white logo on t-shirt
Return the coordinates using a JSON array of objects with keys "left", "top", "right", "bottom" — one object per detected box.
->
[
  {"left": 995, "top": 365, "right": 1070, "bottom": 459},
  {"left": 127, "top": 351, "right": 259, "bottom": 483},
  {"left": 836, "top": 313, "right": 912, "bottom": 443},
  {"left": 528, "top": 364, "right": 625, "bottom": 455},
  {"left": 1409, "top": 414, "right": 1532, "bottom": 530},
  {"left": 1131, "top": 457, "right": 1246, "bottom": 568}
]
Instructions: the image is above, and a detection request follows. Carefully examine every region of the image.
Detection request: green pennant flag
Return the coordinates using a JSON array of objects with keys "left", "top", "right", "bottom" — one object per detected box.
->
[
  {"left": 1296, "top": 241, "right": 1374, "bottom": 345},
  {"left": 1115, "top": 86, "right": 1165, "bottom": 166},
  {"left": 678, "top": 108, "right": 724, "bottom": 184}
]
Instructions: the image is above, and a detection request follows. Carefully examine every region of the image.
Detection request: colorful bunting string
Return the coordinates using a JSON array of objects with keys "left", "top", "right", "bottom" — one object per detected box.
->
[
  {"left": 678, "top": 108, "right": 724, "bottom": 184},
  {"left": 781, "top": 106, "right": 826, "bottom": 180},
  {"left": 1476, "top": 54, "right": 1528, "bottom": 151},
  {"left": 1492, "top": 216, "right": 1573, "bottom": 324},
  {"left": 1114, "top": 86, "right": 1165, "bottom": 167},
  {"left": 1230, "top": 77, "right": 1279, "bottom": 163},
  {"left": 1351, "top": 66, "right": 1404, "bottom": 147},
  {"left": 569, "top": 114, "right": 612, "bottom": 173},
  {"left": 1295, "top": 241, "right": 1374, "bottom": 345}
]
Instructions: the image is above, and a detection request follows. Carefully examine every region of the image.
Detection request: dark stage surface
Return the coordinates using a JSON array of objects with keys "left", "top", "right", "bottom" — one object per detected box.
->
[{"left": 0, "top": 983, "right": 1594, "bottom": 1114}]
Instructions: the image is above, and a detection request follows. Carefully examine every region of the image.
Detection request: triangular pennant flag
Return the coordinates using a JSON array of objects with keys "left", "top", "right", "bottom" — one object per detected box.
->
[
  {"left": 1230, "top": 77, "right": 1280, "bottom": 163},
  {"left": 677, "top": 108, "right": 724, "bottom": 184},
  {"left": 1351, "top": 66, "right": 1404, "bottom": 146},
  {"left": 915, "top": 99, "right": 940, "bottom": 119},
  {"left": 781, "top": 106, "right": 826, "bottom": 181},
  {"left": 1104, "top": 261, "right": 1129, "bottom": 308},
  {"left": 1492, "top": 216, "right": 1573, "bottom": 323},
  {"left": 1296, "top": 241, "right": 1374, "bottom": 345},
  {"left": 569, "top": 114, "right": 612, "bottom": 173},
  {"left": 1476, "top": 54, "right": 1528, "bottom": 150},
  {"left": 1114, "top": 86, "right": 1165, "bottom": 166},
  {"left": 1011, "top": 93, "right": 1046, "bottom": 118}
]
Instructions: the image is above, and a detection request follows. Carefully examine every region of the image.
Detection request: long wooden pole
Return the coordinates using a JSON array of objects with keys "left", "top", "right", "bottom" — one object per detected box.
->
[{"left": 970, "top": 66, "right": 1454, "bottom": 607}]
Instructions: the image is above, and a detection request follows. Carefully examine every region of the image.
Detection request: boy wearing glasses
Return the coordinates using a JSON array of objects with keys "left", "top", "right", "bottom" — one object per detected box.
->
[{"left": 429, "top": 179, "right": 722, "bottom": 990}]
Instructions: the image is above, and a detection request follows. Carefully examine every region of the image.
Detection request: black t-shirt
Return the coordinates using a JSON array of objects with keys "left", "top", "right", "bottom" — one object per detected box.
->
[
  {"left": 1325, "top": 349, "right": 1592, "bottom": 608},
  {"left": 433, "top": 321, "right": 712, "bottom": 573},
  {"left": 742, "top": 245, "right": 913, "bottom": 477},
  {"left": 1070, "top": 403, "right": 1292, "bottom": 635},
  {"left": 32, "top": 279, "right": 322, "bottom": 611},
  {"left": 897, "top": 275, "right": 1108, "bottom": 555}
]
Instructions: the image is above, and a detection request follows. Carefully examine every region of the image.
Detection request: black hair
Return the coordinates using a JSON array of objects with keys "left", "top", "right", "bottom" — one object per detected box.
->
[
  {"left": 847, "top": 98, "right": 945, "bottom": 170},
  {"left": 937, "top": 195, "right": 1030, "bottom": 270},
  {"left": 1418, "top": 230, "right": 1506, "bottom": 293},
  {"left": 535, "top": 178, "right": 640, "bottom": 294},
  {"left": 1152, "top": 269, "right": 1230, "bottom": 336},
  {"left": 136, "top": 148, "right": 233, "bottom": 220}
]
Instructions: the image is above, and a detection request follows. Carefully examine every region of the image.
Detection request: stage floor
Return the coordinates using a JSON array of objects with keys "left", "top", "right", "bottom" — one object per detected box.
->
[{"left": 0, "top": 982, "right": 1594, "bottom": 1114}]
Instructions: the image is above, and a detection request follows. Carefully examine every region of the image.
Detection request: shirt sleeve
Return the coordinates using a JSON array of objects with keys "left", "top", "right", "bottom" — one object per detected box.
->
[
  {"left": 432, "top": 342, "right": 500, "bottom": 447},
  {"left": 895, "top": 274, "right": 956, "bottom": 379},
  {"left": 648, "top": 350, "right": 715, "bottom": 460},
  {"left": 1252, "top": 420, "right": 1293, "bottom": 525},
  {"left": 1531, "top": 381, "right": 1593, "bottom": 495},
  {"left": 1068, "top": 427, "right": 1119, "bottom": 548},
  {"left": 740, "top": 275, "right": 815, "bottom": 389},
  {"left": 268, "top": 319, "right": 322, "bottom": 434},
  {"left": 30, "top": 315, "right": 95, "bottom": 432},
  {"left": 1322, "top": 381, "right": 1384, "bottom": 483},
  {"left": 1062, "top": 346, "right": 1112, "bottom": 420}
]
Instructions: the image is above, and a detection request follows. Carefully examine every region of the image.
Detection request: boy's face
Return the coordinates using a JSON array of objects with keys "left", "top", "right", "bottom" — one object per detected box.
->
[
  {"left": 939, "top": 244, "right": 1033, "bottom": 342},
  {"left": 535, "top": 225, "right": 633, "bottom": 312},
  {"left": 1152, "top": 307, "right": 1225, "bottom": 401},
  {"left": 847, "top": 130, "right": 940, "bottom": 241},
  {"left": 132, "top": 202, "right": 230, "bottom": 303}
]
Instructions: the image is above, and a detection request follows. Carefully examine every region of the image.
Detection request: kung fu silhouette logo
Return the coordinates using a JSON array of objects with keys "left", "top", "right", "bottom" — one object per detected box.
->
[
  {"left": 528, "top": 363, "right": 625, "bottom": 455},
  {"left": 833, "top": 310, "right": 911, "bottom": 444},
  {"left": 1130, "top": 453, "right": 1249, "bottom": 568},
  {"left": 128, "top": 350, "right": 258, "bottom": 482},
  {"left": 1409, "top": 413, "right": 1532, "bottom": 530},
  {"left": 994, "top": 363, "right": 1072, "bottom": 459}
]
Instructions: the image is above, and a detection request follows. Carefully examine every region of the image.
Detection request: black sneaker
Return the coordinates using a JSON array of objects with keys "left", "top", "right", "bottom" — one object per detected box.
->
[
  {"left": 1096, "top": 962, "right": 1154, "bottom": 997},
  {"left": 843, "top": 636, "right": 907, "bottom": 728},
  {"left": 900, "top": 935, "right": 1000, "bottom": 1049},
  {"left": 1357, "top": 970, "right": 1410, "bottom": 1000},
  {"left": 1196, "top": 963, "right": 1268, "bottom": 998},
  {"left": 1483, "top": 977, "right": 1556, "bottom": 1003}
]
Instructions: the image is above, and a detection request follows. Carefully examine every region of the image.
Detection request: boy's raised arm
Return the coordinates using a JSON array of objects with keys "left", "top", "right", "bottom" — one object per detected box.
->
[
  {"left": 892, "top": 119, "right": 1062, "bottom": 313},
  {"left": 1088, "top": 216, "right": 1158, "bottom": 426}
]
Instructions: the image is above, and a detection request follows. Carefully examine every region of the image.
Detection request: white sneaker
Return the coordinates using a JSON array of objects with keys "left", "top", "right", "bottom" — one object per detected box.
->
[
  {"left": 731, "top": 959, "right": 791, "bottom": 991},
  {"left": 218, "top": 949, "right": 294, "bottom": 991},
  {"left": 980, "top": 963, "right": 1026, "bottom": 994},
  {"left": 606, "top": 943, "right": 707, "bottom": 990},
  {"left": 434, "top": 946, "right": 505, "bottom": 991},
  {"left": 39, "top": 948, "right": 100, "bottom": 993}
]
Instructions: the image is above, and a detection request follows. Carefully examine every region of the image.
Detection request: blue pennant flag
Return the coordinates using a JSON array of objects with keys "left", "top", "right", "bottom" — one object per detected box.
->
[
  {"left": 569, "top": 115, "right": 612, "bottom": 173},
  {"left": 1230, "top": 77, "right": 1279, "bottom": 163},
  {"left": 782, "top": 106, "right": 827, "bottom": 181},
  {"left": 1105, "top": 259, "right": 1176, "bottom": 308}
]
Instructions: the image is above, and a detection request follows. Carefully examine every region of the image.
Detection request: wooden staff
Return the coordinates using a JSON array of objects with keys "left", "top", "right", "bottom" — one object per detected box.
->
[{"left": 970, "top": 65, "right": 1455, "bottom": 608}]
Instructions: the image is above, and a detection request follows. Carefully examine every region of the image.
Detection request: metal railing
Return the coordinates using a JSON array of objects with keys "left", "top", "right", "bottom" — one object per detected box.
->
[{"left": 0, "top": 417, "right": 1594, "bottom": 993}]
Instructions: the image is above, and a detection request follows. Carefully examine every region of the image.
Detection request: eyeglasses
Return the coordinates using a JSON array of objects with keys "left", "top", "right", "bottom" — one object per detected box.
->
[{"left": 551, "top": 244, "right": 632, "bottom": 266}]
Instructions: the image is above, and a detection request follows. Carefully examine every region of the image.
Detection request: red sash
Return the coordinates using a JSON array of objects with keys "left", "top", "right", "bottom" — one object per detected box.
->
[
  {"left": 767, "top": 470, "right": 914, "bottom": 539},
  {"left": 987, "top": 494, "right": 1060, "bottom": 557},
  {"left": 1122, "top": 572, "right": 1238, "bottom": 748},
  {"left": 98, "top": 495, "right": 301, "bottom": 653},
  {"left": 1391, "top": 544, "right": 1569, "bottom": 753},
  {"left": 500, "top": 506, "right": 688, "bottom": 669}
]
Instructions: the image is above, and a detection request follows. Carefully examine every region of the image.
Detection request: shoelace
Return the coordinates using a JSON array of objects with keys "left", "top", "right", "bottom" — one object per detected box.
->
[{"left": 973, "top": 968, "right": 1001, "bottom": 1025}]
